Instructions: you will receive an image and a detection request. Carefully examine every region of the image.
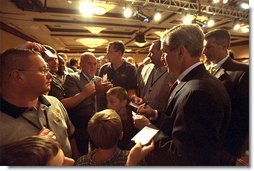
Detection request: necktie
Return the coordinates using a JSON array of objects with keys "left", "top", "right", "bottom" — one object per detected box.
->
[{"left": 168, "top": 80, "right": 178, "bottom": 96}]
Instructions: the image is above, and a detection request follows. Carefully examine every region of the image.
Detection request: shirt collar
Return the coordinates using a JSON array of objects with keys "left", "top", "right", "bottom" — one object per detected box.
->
[
  {"left": 81, "top": 72, "right": 95, "bottom": 82},
  {"left": 110, "top": 60, "right": 126, "bottom": 71},
  {"left": 213, "top": 56, "right": 229, "bottom": 69},
  {"left": 0, "top": 95, "right": 51, "bottom": 118},
  {"left": 177, "top": 62, "right": 203, "bottom": 82}
]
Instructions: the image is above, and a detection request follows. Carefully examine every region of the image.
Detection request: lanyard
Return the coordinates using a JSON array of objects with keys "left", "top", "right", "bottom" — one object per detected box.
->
[{"left": 150, "top": 69, "right": 167, "bottom": 88}]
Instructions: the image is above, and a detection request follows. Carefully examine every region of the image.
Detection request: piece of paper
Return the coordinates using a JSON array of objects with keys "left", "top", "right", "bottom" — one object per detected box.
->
[
  {"left": 131, "top": 126, "right": 159, "bottom": 146},
  {"left": 132, "top": 111, "right": 137, "bottom": 117},
  {"left": 102, "top": 74, "right": 108, "bottom": 82}
]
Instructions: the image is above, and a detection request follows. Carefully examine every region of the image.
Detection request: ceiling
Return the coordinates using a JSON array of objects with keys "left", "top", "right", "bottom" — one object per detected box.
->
[{"left": 0, "top": 0, "right": 249, "bottom": 58}]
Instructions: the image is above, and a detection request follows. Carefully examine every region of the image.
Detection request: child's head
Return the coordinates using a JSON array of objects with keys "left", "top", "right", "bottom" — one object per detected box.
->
[
  {"left": 106, "top": 86, "right": 129, "bottom": 113},
  {"left": 87, "top": 109, "right": 123, "bottom": 149},
  {"left": 0, "top": 136, "right": 74, "bottom": 166}
]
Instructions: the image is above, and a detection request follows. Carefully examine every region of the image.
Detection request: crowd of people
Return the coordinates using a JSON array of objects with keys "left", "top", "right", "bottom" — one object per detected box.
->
[{"left": 0, "top": 24, "right": 249, "bottom": 166}]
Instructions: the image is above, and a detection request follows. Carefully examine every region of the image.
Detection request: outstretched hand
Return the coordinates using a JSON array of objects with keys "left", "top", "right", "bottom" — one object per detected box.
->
[{"left": 126, "top": 141, "right": 155, "bottom": 166}]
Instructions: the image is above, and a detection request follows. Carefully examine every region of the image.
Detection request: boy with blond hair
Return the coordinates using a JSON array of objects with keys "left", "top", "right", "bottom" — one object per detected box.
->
[{"left": 76, "top": 109, "right": 129, "bottom": 166}]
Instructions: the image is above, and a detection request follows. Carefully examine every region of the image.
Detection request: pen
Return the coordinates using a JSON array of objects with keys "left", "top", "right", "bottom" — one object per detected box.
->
[{"left": 144, "top": 102, "right": 149, "bottom": 107}]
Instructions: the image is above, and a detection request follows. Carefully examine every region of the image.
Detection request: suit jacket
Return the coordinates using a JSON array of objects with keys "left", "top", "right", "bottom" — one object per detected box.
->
[
  {"left": 64, "top": 72, "right": 101, "bottom": 131},
  {"left": 138, "top": 64, "right": 176, "bottom": 113},
  {"left": 146, "top": 64, "right": 231, "bottom": 166},
  {"left": 213, "top": 57, "right": 249, "bottom": 157}
]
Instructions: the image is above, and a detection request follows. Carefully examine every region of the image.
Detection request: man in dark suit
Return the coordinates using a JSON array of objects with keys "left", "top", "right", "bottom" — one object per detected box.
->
[
  {"left": 64, "top": 52, "right": 112, "bottom": 155},
  {"left": 133, "top": 24, "right": 231, "bottom": 165},
  {"left": 203, "top": 29, "right": 249, "bottom": 165},
  {"left": 136, "top": 40, "right": 176, "bottom": 114}
]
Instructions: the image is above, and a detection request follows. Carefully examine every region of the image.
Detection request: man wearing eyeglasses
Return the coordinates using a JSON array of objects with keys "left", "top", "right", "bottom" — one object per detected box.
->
[
  {"left": 0, "top": 48, "right": 76, "bottom": 159},
  {"left": 98, "top": 41, "right": 142, "bottom": 109}
]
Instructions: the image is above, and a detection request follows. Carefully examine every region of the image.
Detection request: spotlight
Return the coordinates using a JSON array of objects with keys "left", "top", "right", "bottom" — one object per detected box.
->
[
  {"left": 192, "top": 18, "right": 206, "bottom": 28},
  {"left": 135, "top": 32, "right": 146, "bottom": 43},
  {"left": 135, "top": 11, "right": 151, "bottom": 23}
]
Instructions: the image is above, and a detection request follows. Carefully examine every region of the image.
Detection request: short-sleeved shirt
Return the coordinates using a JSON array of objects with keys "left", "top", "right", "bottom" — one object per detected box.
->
[
  {"left": 0, "top": 95, "right": 75, "bottom": 157},
  {"left": 76, "top": 147, "right": 129, "bottom": 166},
  {"left": 99, "top": 60, "right": 137, "bottom": 91}
]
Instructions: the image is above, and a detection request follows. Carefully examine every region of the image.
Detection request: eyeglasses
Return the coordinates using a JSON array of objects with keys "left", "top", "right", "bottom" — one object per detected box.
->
[
  {"left": 17, "top": 67, "right": 50, "bottom": 75},
  {"left": 107, "top": 50, "right": 118, "bottom": 54}
]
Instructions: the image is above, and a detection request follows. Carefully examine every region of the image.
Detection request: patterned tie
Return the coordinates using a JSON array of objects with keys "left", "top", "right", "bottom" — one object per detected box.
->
[{"left": 168, "top": 80, "right": 178, "bottom": 96}]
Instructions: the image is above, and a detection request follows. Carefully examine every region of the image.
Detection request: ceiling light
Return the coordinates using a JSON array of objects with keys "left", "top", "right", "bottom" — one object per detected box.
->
[
  {"left": 93, "top": 6, "right": 107, "bottom": 15},
  {"left": 125, "top": 49, "right": 132, "bottom": 52},
  {"left": 124, "top": 7, "right": 133, "bottom": 18},
  {"left": 239, "top": 3, "right": 249, "bottom": 10},
  {"left": 207, "top": 19, "right": 215, "bottom": 27},
  {"left": 183, "top": 14, "right": 193, "bottom": 25},
  {"left": 222, "top": 0, "right": 228, "bottom": 4},
  {"left": 135, "top": 42, "right": 147, "bottom": 47},
  {"left": 240, "top": 25, "right": 249, "bottom": 33},
  {"left": 93, "top": 3, "right": 115, "bottom": 15},
  {"left": 135, "top": 11, "right": 151, "bottom": 22},
  {"left": 135, "top": 32, "right": 146, "bottom": 47},
  {"left": 135, "top": 32, "right": 146, "bottom": 43},
  {"left": 154, "top": 31, "right": 165, "bottom": 37},
  {"left": 76, "top": 38, "right": 108, "bottom": 48},
  {"left": 233, "top": 23, "right": 241, "bottom": 30},
  {"left": 154, "top": 12, "right": 161, "bottom": 21},
  {"left": 212, "top": 0, "right": 220, "bottom": 4},
  {"left": 88, "top": 48, "right": 95, "bottom": 52},
  {"left": 79, "top": 1, "right": 115, "bottom": 16},
  {"left": 80, "top": 1, "right": 93, "bottom": 17},
  {"left": 85, "top": 26, "right": 105, "bottom": 34}
]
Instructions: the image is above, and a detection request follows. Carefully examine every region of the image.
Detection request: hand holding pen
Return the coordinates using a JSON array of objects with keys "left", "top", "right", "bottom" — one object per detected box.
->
[{"left": 137, "top": 102, "right": 156, "bottom": 119}]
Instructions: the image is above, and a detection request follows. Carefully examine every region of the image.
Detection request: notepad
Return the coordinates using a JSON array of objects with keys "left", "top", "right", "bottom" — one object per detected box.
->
[{"left": 131, "top": 126, "right": 159, "bottom": 146}]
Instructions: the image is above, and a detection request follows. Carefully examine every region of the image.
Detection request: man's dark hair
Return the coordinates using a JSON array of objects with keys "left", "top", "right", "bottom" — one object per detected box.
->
[
  {"left": 69, "top": 58, "right": 78, "bottom": 66},
  {"left": 108, "top": 41, "right": 125, "bottom": 55},
  {"left": 205, "top": 29, "right": 231, "bottom": 46}
]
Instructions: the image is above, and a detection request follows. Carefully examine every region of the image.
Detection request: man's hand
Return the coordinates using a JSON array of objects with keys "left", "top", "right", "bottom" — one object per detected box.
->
[
  {"left": 130, "top": 95, "right": 143, "bottom": 105},
  {"left": 95, "top": 81, "right": 113, "bottom": 95},
  {"left": 81, "top": 82, "right": 96, "bottom": 97},
  {"left": 137, "top": 104, "right": 156, "bottom": 118},
  {"left": 38, "top": 127, "right": 56, "bottom": 140},
  {"left": 126, "top": 141, "right": 155, "bottom": 166},
  {"left": 17, "top": 41, "right": 45, "bottom": 52},
  {"left": 133, "top": 114, "right": 151, "bottom": 130}
]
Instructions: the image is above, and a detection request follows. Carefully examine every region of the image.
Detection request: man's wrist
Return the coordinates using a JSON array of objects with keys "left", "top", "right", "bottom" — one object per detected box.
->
[{"left": 149, "top": 110, "right": 158, "bottom": 121}]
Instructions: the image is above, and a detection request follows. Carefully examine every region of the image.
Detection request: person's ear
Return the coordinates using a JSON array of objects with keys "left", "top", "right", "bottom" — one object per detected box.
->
[
  {"left": 177, "top": 45, "right": 185, "bottom": 62},
  {"left": 10, "top": 70, "right": 26, "bottom": 82},
  {"left": 121, "top": 99, "right": 128, "bottom": 107}
]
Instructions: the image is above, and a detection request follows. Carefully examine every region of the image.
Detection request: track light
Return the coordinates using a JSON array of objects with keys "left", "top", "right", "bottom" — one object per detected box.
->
[{"left": 134, "top": 11, "right": 151, "bottom": 23}]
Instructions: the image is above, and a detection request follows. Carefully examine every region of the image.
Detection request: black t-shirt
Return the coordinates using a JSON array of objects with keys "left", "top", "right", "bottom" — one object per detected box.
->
[{"left": 99, "top": 60, "right": 137, "bottom": 91}]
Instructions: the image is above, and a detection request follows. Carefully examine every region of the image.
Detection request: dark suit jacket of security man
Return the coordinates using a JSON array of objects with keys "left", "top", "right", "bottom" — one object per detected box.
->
[
  {"left": 213, "top": 57, "right": 249, "bottom": 157},
  {"left": 145, "top": 64, "right": 231, "bottom": 166}
]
